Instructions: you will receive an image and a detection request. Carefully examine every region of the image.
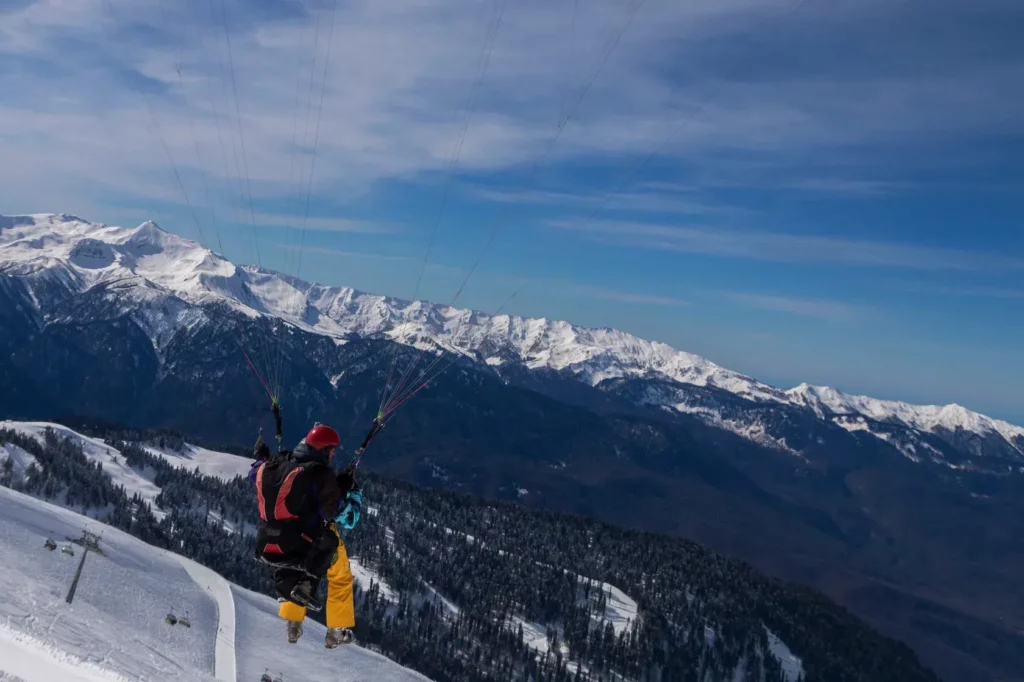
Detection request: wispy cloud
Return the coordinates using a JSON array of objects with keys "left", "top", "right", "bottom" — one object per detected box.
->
[
  {"left": 786, "top": 178, "right": 913, "bottom": 196},
  {"left": 296, "top": 245, "right": 412, "bottom": 262},
  {"left": 723, "top": 292, "right": 870, "bottom": 324},
  {"left": 887, "top": 281, "right": 1024, "bottom": 299},
  {"left": 248, "top": 212, "right": 394, "bottom": 233},
  {"left": 1, "top": 0, "right": 1021, "bottom": 220},
  {"left": 473, "top": 187, "right": 737, "bottom": 215},
  {"left": 553, "top": 219, "right": 1024, "bottom": 271},
  {"left": 569, "top": 284, "right": 689, "bottom": 307}
]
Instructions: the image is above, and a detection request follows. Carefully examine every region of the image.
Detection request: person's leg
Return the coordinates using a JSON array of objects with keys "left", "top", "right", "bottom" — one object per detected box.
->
[
  {"left": 274, "top": 566, "right": 308, "bottom": 643},
  {"left": 324, "top": 526, "right": 355, "bottom": 631},
  {"left": 273, "top": 567, "right": 306, "bottom": 602}
]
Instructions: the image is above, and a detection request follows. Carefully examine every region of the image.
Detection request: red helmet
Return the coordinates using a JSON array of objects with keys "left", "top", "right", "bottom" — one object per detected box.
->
[{"left": 305, "top": 423, "right": 341, "bottom": 451}]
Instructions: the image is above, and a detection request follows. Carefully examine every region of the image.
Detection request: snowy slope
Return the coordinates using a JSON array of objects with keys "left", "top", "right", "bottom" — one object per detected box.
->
[
  {"left": 1, "top": 420, "right": 166, "bottom": 516},
  {"left": 0, "top": 485, "right": 431, "bottom": 682},
  {"left": 0, "top": 442, "right": 38, "bottom": 485},
  {"left": 0, "top": 625, "right": 135, "bottom": 682},
  {"left": 142, "top": 444, "right": 253, "bottom": 482},
  {"left": 785, "top": 383, "right": 1024, "bottom": 449},
  {"left": 3, "top": 213, "right": 1022, "bottom": 461},
  {"left": 764, "top": 627, "right": 805, "bottom": 682},
  {"left": 0, "top": 485, "right": 219, "bottom": 681},
  {"left": 231, "top": 585, "right": 432, "bottom": 682}
]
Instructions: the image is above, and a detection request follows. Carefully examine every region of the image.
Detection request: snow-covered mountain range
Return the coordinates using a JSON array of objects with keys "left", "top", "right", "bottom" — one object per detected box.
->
[{"left": 2, "top": 213, "right": 1022, "bottom": 465}]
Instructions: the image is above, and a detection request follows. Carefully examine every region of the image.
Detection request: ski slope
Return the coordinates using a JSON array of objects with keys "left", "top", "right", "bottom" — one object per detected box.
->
[
  {"left": 143, "top": 444, "right": 253, "bottom": 482},
  {"left": 0, "top": 421, "right": 165, "bottom": 516},
  {"left": 231, "top": 585, "right": 432, "bottom": 682},
  {"left": 0, "top": 624, "right": 134, "bottom": 682},
  {"left": 0, "top": 485, "right": 218, "bottom": 681},
  {"left": 0, "top": 442, "right": 37, "bottom": 485},
  {"left": 0, "top": 486, "right": 431, "bottom": 681}
]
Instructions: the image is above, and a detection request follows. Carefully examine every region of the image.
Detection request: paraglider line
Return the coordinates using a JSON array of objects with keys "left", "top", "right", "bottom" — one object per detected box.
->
[
  {"left": 379, "top": 0, "right": 508, "bottom": 417},
  {"left": 219, "top": 0, "right": 261, "bottom": 266}
]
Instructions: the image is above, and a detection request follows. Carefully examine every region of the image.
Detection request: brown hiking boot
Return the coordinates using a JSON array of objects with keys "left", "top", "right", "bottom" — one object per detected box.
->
[
  {"left": 325, "top": 627, "right": 354, "bottom": 649},
  {"left": 287, "top": 620, "right": 303, "bottom": 643}
]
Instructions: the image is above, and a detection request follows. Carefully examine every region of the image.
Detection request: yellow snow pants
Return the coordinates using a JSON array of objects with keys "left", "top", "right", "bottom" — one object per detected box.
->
[{"left": 278, "top": 525, "right": 355, "bottom": 629}]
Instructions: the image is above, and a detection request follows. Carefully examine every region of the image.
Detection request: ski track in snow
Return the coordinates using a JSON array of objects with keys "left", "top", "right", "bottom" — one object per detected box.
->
[{"left": 174, "top": 557, "right": 236, "bottom": 682}]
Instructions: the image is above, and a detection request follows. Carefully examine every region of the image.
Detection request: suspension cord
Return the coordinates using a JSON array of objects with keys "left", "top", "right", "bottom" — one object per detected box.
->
[
  {"left": 351, "top": 418, "right": 385, "bottom": 470},
  {"left": 271, "top": 399, "right": 283, "bottom": 451}
]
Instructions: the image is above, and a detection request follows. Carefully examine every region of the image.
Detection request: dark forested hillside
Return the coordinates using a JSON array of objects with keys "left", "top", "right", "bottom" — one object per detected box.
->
[
  {"left": 3, "top": 280, "right": 1021, "bottom": 682},
  {"left": 0, "top": 422, "right": 941, "bottom": 682}
]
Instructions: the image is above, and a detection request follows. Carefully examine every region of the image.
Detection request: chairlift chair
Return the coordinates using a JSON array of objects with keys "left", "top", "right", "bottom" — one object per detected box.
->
[
  {"left": 178, "top": 610, "right": 191, "bottom": 628},
  {"left": 61, "top": 544, "right": 75, "bottom": 557},
  {"left": 44, "top": 537, "right": 57, "bottom": 551},
  {"left": 165, "top": 612, "right": 178, "bottom": 626},
  {"left": 260, "top": 670, "right": 273, "bottom": 682}
]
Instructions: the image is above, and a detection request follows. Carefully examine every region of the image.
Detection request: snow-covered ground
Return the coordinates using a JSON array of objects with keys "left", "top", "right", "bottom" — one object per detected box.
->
[
  {"left": 581, "top": 578, "right": 639, "bottom": 636},
  {"left": 0, "top": 421, "right": 165, "bottom": 517},
  {"left": 0, "top": 485, "right": 430, "bottom": 681},
  {"left": 0, "top": 485, "right": 218, "bottom": 681},
  {"left": 143, "top": 445, "right": 252, "bottom": 482},
  {"left": 764, "top": 627, "right": 805, "bottom": 682},
  {"left": 0, "top": 442, "right": 38, "bottom": 485},
  {"left": 174, "top": 557, "right": 236, "bottom": 682},
  {"left": 231, "top": 584, "right": 432, "bottom": 682},
  {"left": 0, "top": 421, "right": 257, "bottom": 530},
  {"left": 0, "top": 625, "right": 134, "bottom": 682},
  {"left": 350, "top": 558, "right": 398, "bottom": 604}
]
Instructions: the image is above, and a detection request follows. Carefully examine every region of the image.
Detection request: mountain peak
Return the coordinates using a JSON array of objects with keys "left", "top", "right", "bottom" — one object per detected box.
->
[{"left": 3, "top": 211, "right": 1021, "bottom": 455}]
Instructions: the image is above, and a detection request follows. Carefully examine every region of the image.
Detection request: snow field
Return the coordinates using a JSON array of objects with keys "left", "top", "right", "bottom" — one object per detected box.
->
[
  {"left": 0, "top": 486, "right": 218, "bottom": 681},
  {"left": 764, "top": 627, "right": 805, "bottom": 682},
  {"left": 0, "top": 443, "right": 38, "bottom": 485},
  {"left": 349, "top": 557, "right": 398, "bottom": 603},
  {"left": 0, "top": 624, "right": 133, "bottom": 682},
  {"left": 174, "top": 557, "right": 237, "bottom": 682},
  {"left": 1, "top": 421, "right": 165, "bottom": 518},
  {"left": 230, "top": 584, "right": 433, "bottom": 682},
  {"left": 0, "top": 484, "right": 432, "bottom": 681},
  {"left": 142, "top": 444, "right": 254, "bottom": 482}
]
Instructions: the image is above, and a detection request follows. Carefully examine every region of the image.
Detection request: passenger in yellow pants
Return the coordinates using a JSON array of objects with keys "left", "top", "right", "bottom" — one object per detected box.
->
[{"left": 280, "top": 525, "right": 356, "bottom": 648}]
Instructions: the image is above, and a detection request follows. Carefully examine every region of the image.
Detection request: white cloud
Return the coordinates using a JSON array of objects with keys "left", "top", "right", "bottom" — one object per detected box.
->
[{"left": 0, "top": 0, "right": 1021, "bottom": 238}]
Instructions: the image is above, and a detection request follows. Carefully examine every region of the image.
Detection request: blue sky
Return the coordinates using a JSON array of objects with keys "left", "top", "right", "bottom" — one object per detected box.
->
[{"left": 1, "top": 0, "right": 1022, "bottom": 423}]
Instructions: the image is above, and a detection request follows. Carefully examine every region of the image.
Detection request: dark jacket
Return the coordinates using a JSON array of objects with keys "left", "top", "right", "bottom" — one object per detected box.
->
[
  {"left": 252, "top": 440, "right": 345, "bottom": 535},
  {"left": 290, "top": 441, "right": 345, "bottom": 523}
]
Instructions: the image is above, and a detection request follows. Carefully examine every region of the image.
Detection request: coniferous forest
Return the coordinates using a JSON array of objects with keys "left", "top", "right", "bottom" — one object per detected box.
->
[{"left": 0, "top": 423, "right": 941, "bottom": 682}]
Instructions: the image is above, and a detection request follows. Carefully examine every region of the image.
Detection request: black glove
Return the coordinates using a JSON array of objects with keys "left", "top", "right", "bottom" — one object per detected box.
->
[
  {"left": 336, "top": 465, "right": 358, "bottom": 496},
  {"left": 254, "top": 442, "right": 271, "bottom": 461}
]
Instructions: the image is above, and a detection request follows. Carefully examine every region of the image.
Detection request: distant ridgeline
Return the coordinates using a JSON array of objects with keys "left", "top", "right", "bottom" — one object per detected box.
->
[{"left": 0, "top": 421, "right": 939, "bottom": 682}]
